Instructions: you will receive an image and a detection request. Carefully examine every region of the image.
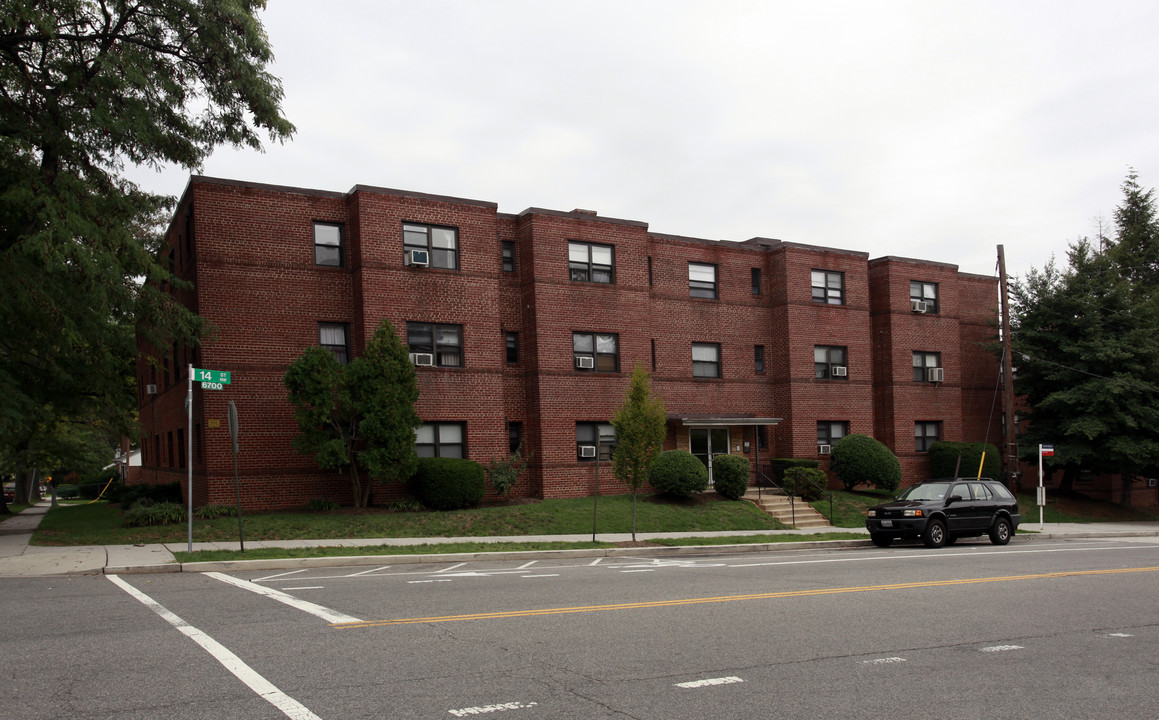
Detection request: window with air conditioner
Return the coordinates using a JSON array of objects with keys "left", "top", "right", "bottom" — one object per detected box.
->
[
  {"left": 912, "top": 351, "right": 941, "bottom": 383},
  {"left": 403, "top": 222, "right": 458, "bottom": 269},
  {"left": 910, "top": 280, "right": 939, "bottom": 314},
  {"left": 409, "top": 353, "right": 434, "bottom": 366},
  {"left": 573, "top": 332, "right": 618, "bottom": 372},
  {"left": 814, "top": 345, "right": 848, "bottom": 380},
  {"left": 926, "top": 367, "right": 945, "bottom": 383},
  {"left": 405, "top": 248, "right": 429, "bottom": 266},
  {"left": 818, "top": 444, "right": 832, "bottom": 455},
  {"left": 817, "top": 421, "right": 848, "bottom": 453},
  {"left": 407, "top": 322, "right": 462, "bottom": 367},
  {"left": 576, "top": 422, "right": 616, "bottom": 461}
]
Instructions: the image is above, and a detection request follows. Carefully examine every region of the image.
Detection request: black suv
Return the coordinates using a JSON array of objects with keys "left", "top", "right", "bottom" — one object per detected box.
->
[{"left": 865, "top": 478, "right": 1020, "bottom": 548}]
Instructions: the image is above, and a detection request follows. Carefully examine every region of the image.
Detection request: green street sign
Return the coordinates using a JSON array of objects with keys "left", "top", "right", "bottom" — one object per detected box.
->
[{"left": 193, "top": 368, "right": 231, "bottom": 387}]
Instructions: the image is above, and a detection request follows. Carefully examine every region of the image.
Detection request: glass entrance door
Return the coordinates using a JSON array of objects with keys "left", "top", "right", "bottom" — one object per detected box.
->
[{"left": 690, "top": 428, "right": 729, "bottom": 486}]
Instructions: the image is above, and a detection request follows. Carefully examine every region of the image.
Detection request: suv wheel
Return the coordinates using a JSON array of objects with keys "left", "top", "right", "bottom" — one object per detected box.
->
[
  {"left": 870, "top": 533, "right": 893, "bottom": 548},
  {"left": 922, "top": 519, "right": 947, "bottom": 548},
  {"left": 989, "top": 517, "right": 1012, "bottom": 545}
]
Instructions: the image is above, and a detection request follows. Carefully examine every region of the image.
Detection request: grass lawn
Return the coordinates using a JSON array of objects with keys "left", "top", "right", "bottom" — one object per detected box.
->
[{"left": 32, "top": 492, "right": 790, "bottom": 547}]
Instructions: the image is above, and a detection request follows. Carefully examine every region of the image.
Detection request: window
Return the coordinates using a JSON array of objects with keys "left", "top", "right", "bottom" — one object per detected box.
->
[
  {"left": 910, "top": 280, "right": 939, "bottom": 313},
  {"left": 508, "top": 421, "right": 523, "bottom": 454},
  {"left": 573, "top": 332, "right": 619, "bottom": 372},
  {"left": 407, "top": 322, "right": 463, "bottom": 367},
  {"left": 576, "top": 422, "right": 616, "bottom": 461},
  {"left": 501, "top": 241, "right": 515, "bottom": 272},
  {"left": 811, "top": 269, "right": 844, "bottom": 305},
  {"left": 568, "top": 241, "right": 614, "bottom": 283},
  {"left": 403, "top": 223, "right": 458, "bottom": 269},
  {"left": 692, "top": 343, "right": 721, "bottom": 378},
  {"left": 754, "top": 345, "right": 765, "bottom": 373},
  {"left": 415, "top": 422, "right": 465, "bottom": 458},
  {"left": 319, "top": 323, "right": 349, "bottom": 365},
  {"left": 814, "top": 345, "right": 848, "bottom": 380},
  {"left": 751, "top": 268, "right": 762, "bottom": 295},
  {"left": 506, "top": 332, "right": 519, "bottom": 364},
  {"left": 913, "top": 351, "right": 941, "bottom": 382},
  {"left": 314, "top": 222, "right": 344, "bottom": 267},
  {"left": 915, "top": 421, "right": 941, "bottom": 452},
  {"left": 817, "top": 421, "right": 849, "bottom": 450},
  {"left": 689, "top": 262, "right": 717, "bottom": 299}
]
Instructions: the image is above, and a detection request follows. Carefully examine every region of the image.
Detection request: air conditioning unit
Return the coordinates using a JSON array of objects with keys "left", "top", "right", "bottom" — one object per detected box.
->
[
  {"left": 409, "top": 353, "right": 435, "bottom": 366},
  {"left": 145, "top": 384, "right": 157, "bottom": 395},
  {"left": 575, "top": 356, "right": 595, "bottom": 369},
  {"left": 405, "top": 249, "right": 430, "bottom": 267},
  {"left": 579, "top": 445, "right": 597, "bottom": 458},
  {"left": 831, "top": 366, "right": 848, "bottom": 377},
  {"left": 927, "top": 367, "right": 945, "bottom": 383},
  {"left": 818, "top": 444, "right": 832, "bottom": 455},
  {"left": 911, "top": 299, "right": 928, "bottom": 313}
]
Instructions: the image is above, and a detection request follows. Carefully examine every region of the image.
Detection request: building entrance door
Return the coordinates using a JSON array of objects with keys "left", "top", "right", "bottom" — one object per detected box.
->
[{"left": 690, "top": 427, "right": 729, "bottom": 486}]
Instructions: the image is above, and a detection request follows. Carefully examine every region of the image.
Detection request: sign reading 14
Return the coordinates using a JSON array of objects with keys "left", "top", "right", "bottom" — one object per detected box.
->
[{"left": 194, "top": 367, "right": 231, "bottom": 389}]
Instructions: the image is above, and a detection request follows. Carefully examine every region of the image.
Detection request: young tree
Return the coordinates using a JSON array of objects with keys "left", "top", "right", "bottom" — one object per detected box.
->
[
  {"left": 0, "top": 0, "right": 293, "bottom": 482},
  {"left": 1011, "top": 171, "right": 1159, "bottom": 501},
  {"left": 284, "top": 320, "right": 420, "bottom": 507},
  {"left": 611, "top": 363, "right": 667, "bottom": 540}
]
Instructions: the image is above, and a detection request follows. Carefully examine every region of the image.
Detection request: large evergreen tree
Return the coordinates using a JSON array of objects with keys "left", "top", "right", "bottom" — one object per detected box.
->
[
  {"left": 0, "top": 0, "right": 293, "bottom": 508},
  {"left": 284, "top": 320, "right": 420, "bottom": 507},
  {"left": 1011, "top": 171, "right": 1159, "bottom": 501}
]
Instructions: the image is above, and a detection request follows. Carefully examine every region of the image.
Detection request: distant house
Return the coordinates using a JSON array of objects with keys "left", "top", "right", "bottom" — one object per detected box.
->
[{"left": 135, "top": 176, "right": 1003, "bottom": 511}]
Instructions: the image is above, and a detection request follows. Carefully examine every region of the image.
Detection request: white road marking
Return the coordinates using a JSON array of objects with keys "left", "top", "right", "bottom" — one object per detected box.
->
[
  {"left": 281, "top": 586, "right": 325, "bottom": 591},
  {"left": 520, "top": 574, "right": 559, "bottom": 578},
  {"left": 409, "top": 579, "right": 453, "bottom": 584},
  {"left": 348, "top": 565, "right": 392, "bottom": 576},
  {"left": 860, "top": 657, "right": 907, "bottom": 665},
  {"left": 106, "top": 575, "right": 322, "bottom": 720},
  {"left": 448, "top": 701, "right": 537, "bottom": 716},
  {"left": 205, "top": 572, "right": 361, "bottom": 624},
  {"left": 436, "top": 563, "right": 468, "bottom": 573},
  {"left": 980, "top": 645, "right": 1024, "bottom": 652},
  {"left": 622, "top": 569, "right": 656, "bottom": 573},
  {"left": 516, "top": 561, "right": 538, "bottom": 569},
  {"left": 254, "top": 569, "right": 308, "bottom": 583},
  {"left": 588, "top": 558, "right": 603, "bottom": 566},
  {"left": 675, "top": 676, "right": 744, "bottom": 688},
  {"left": 1107, "top": 633, "right": 1134, "bottom": 637}
]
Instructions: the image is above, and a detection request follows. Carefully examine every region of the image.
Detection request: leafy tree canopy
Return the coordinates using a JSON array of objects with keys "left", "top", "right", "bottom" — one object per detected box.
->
[
  {"left": 0, "top": 0, "right": 293, "bottom": 466},
  {"left": 1011, "top": 170, "right": 1159, "bottom": 493}
]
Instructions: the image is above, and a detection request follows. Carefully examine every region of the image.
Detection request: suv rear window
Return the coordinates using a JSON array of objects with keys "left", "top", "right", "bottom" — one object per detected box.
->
[{"left": 989, "top": 483, "right": 1015, "bottom": 500}]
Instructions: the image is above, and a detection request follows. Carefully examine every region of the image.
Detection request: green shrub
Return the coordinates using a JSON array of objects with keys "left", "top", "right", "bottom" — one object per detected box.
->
[
  {"left": 194, "top": 504, "right": 238, "bottom": 519},
  {"left": 410, "top": 458, "right": 486, "bottom": 510},
  {"left": 764, "top": 458, "right": 820, "bottom": 486},
  {"left": 712, "top": 454, "right": 750, "bottom": 500},
  {"left": 123, "top": 501, "right": 186, "bottom": 527},
  {"left": 486, "top": 449, "right": 530, "bottom": 498},
  {"left": 304, "top": 499, "right": 341, "bottom": 512},
  {"left": 927, "top": 441, "right": 1000, "bottom": 480},
  {"left": 829, "top": 434, "right": 901, "bottom": 492},
  {"left": 109, "top": 482, "right": 183, "bottom": 507},
  {"left": 79, "top": 468, "right": 122, "bottom": 500},
  {"left": 649, "top": 450, "right": 709, "bottom": 498},
  {"left": 57, "top": 484, "right": 79, "bottom": 499},
  {"left": 783, "top": 467, "right": 829, "bottom": 501},
  {"left": 386, "top": 497, "right": 424, "bottom": 513}
]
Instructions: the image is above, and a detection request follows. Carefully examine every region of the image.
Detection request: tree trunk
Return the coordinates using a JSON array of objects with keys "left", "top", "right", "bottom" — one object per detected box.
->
[
  {"left": 631, "top": 491, "right": 637, "bottom": 542},
  {"left": 1059, "top": 464, "right": 1078, "bottom": 494},
  {"left": 15, "top": 469, "right": 42, "bottom": 505},
  {"left": 1121, "top": 473, "right": 1134, "bottom": 507}
]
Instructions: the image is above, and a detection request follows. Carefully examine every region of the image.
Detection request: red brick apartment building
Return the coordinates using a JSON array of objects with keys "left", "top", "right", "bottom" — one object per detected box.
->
[{"left": 135, "top": 176, "right": 1003, "bottom": 511}]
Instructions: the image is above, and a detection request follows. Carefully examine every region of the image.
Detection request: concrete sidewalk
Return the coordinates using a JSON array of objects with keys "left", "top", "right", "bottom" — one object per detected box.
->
[{"left": 3, "top": 502, "right": 1158, "bottom": 577}]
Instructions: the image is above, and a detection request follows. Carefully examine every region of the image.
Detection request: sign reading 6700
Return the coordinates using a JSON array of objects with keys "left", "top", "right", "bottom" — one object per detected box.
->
[{"left": 194, "top": 368, "right": 231, "bottom": 389}]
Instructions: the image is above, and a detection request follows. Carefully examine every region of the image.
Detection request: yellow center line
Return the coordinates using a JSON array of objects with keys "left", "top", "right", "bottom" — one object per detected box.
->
[{"left": 331, "top": 565, "right": 1159, "bottom": 630}]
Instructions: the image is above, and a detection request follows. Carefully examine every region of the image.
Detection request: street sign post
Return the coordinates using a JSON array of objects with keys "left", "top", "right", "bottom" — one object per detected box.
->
[
  {"left": 228, "top": 401, "right": 244, "bottom": 552},
  {"left": 194, "top": 368, "right": 231, "bottom": 390},
  {"left": 187, "top": 367, "right": 233, "bottom": 552},
  {"left": 1038, "top": 444, "right": 1054, "bottom": 529}
]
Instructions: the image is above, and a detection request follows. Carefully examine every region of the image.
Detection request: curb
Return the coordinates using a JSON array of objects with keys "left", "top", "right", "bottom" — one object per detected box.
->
[{"left": 104, "top": 538, "right": 873, "bottom": 575}]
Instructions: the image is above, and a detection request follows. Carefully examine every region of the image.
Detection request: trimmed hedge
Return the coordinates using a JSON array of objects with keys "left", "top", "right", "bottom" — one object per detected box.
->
[
  {"left": 782, "top": 467, "right": 829, "bottom": 501},
  {"left": 410, "top": 457, "right": 486, "bottom": 510},
  {"left": 712, "top": 454, "right": 750, "bottom": 500},
  {"left": 927, "top": 441, "right": 1000, "bottom": 480},
  {"left": 764, "top": 458, "right": 820, "bottom": 487},
  {"left": 829, "top": 434, "right": 901, "bottom": 492},
  {"left": 649, "top": 450, "right": 709, "bottom": 498}
]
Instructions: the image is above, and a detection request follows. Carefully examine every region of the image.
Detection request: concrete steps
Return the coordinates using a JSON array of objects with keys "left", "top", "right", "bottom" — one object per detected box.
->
[{"left": 744, "top": 489, "right": 832, "bottom": 529}]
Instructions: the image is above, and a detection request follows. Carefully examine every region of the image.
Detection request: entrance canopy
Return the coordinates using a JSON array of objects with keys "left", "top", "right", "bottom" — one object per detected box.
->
[{"left": 672, "top": 414, "right": 783, "bottom": 427}]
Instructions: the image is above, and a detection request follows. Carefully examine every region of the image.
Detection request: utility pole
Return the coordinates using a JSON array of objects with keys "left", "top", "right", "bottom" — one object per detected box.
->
[{"left": 997, "top": 246, "right": 1019, "bottom": 494}]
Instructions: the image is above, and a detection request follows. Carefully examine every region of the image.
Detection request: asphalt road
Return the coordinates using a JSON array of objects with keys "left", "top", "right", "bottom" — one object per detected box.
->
[{"left": 5, "top": 536, "right": 1159, "bottom": 719}]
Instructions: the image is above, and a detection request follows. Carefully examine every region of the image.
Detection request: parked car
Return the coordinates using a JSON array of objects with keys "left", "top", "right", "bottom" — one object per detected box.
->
[
  {"left": 2, "top": 484, "right": 14, "bottom": 503},
  {"left": 865, "top": 477, "right": 1020, "bottom": 548}
]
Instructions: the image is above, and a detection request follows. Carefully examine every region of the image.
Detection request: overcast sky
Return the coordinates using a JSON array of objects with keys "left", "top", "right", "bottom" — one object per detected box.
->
[{"left": 127, "top": 0, "right": 1159, "bottom": 280}]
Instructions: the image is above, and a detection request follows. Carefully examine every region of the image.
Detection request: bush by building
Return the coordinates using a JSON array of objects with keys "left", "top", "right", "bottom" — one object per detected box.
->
[
  {"left": 410, "top": 458, "right": 486, "bottom": 510},
  {"left": 649, "top": 450, "right": 709, "bottom": 498},
  {"left": 782, "top": 466, "right": 829, "bottom": 501},
  {"left": 829, "top": 434, "right": 901, "bottom": 492},
  {"left": 711, "top": 454, "right": 750, "bottom": 500}
]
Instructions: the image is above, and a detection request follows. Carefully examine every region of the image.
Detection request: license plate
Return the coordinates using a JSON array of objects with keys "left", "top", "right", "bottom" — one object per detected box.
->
[{"left": 880, "top": 520, "right": 894, "bottom": 528}]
